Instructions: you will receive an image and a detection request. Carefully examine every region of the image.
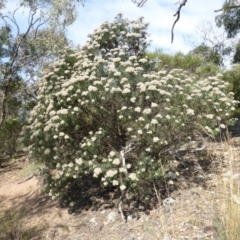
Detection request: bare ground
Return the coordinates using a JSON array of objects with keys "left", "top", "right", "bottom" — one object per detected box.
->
[{"left": 0, "top": 138, "right": 239, "bottom": 240}]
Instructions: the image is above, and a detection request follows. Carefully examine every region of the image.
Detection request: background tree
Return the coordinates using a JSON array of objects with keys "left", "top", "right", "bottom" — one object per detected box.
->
[
  {"left": 148, "top": 49, "right": 219, "bottom": 78},
  {"left": 190, "top": 44, "right": 221, "bottom": 66},
  {"left": 215, "top": 0, "right": 240, "bottom": 39},
  {"left": 233, "top": 41, "right": 240, "bottom": 63},
  {"left": 0, "top": 0, "right": 80, "bottom": 157}
]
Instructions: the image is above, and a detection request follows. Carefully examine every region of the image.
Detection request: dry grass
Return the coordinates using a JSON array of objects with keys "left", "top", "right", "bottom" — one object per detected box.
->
[
  {"left": 0, "top": 207, "right": 40, "bottom": 240},
  {"left": 1, "top": 136, "right": 240, "bottom": 239},
  {"left": 139, "top": 135, "right": 240, "bottom": 240},
  {"left": 18, "top": 160, "right": 44, "bottom": 178},
  {"left": 214, "top": 137, "right": 240, "bottom": 240}
]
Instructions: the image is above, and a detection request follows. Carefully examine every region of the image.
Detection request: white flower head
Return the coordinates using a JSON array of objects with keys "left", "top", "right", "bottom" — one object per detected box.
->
[
  {"left": 113, "top": 158, "right": 120, "bottom": 165},
  {"left": 120, "top": 185, "right": 126, "bottom": 190},
  {"left": 137, "top": 129, "right": 143, "bottom": 135},
  {"left": 122, "top": 88, "right": 131, "bottom": 94},
  {"left": 186, "top": 108, "right": 194, "bottom": 115},
  {"left": 108, "top": 151, "right": 115, "bottom": 157},
  {"left": 138, "top": 117, "right": 145, "bottom": 121},
  {"left": 134, "top": 107, "right": 141, "bottom": 112},
  {"left": 88, "top": 85, "right": 98, "bottom": 92},
  {"left": 151, "top": 119, "right": 158, "bottom": 124},
  {"left": 125, "top": 67, "right": 135, "bottom": 73},
  {"left": 220, "top": 124, "right": 226, "bottom": 129},
  {"left": 130, "top": 97, "right": 136, "bottom": 103},
  {"left": 151, "top": 102, "right": 158, "bottom": 108},
  {"left": 119, "top": 167, "right": 127, "bottom": 173},
  {"left": 127, "top": 127, "right": 133, "bottom": 132},
  {"left": 112, "top": 180, "right": 119, "bottom": 186},
  {"left": 129, "top": 173, "right": 137, "bottom": 181},
  {"left": 126, "top": 163, "right": 131, "bottom": 169},
  {"left": 205, "top": 114, "right": 214, "bottom": 119},
  {"left": 44, "top": 149, "right": 50, "bottom": 155},
  {"left": 106, "top": 169, "right": 117, "bottom": 178},
  {"left": 143, "top": 108, "right": 151, "bottom": 114},
  {"left": 93, "top": 167, "right": 102, "bottom": 177},
  {"left": 75, "top": 158, "right": 83, "bottom": 165}
]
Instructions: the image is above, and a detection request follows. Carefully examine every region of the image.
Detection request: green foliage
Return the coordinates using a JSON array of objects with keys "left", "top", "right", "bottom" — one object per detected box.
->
[
  {"left": 23, "top": 14, "right": 236, "bottom": 205},
  {"left": 19, "top": 0, "right": 79, "bottom": 28},
  {"left": 223, "top": 64, "right": 240, "bottom": 116},
  {"left": 215, "top": 0, "right": 240, "bottom": 39},
  {"left": 233, "top": 41, "right": 240, "bottom": 63},
  {"left": 148, "top": 49, "right": 219, "bottom": 78},
  {"left": 0, "top": 208, "right": 40, "bottom": 240},
  {"left": 0, "top": 117, "right": 22, "bottom": 157},
  {"left": 191, "top": 44, "right": 222, "bottom": 66},
  {"left": 0, "top": 0, "right": 77, "bottom": 156}
]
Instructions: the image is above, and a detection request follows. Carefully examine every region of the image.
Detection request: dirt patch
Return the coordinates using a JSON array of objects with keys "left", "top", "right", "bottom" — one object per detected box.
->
[{"left": 0, "top": 139, "right": 238, "bottom": 239}]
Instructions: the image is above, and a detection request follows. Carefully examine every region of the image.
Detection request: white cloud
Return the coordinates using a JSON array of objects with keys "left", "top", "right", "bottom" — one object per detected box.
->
[
  {"left": 3, "top": 0, "right": 224, "bottom": 54},
  {"left": 68, "top": 0, "right": 224, "bottom": 53}
]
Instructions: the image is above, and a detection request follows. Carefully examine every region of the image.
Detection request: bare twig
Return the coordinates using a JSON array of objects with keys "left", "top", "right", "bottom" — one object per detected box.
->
[
  {"left": 118, "top": 190, "right": 127, "bottom": 222},
  {"left": 118, "top": 140, "right": 138, "bottom": 222},
  {"left": 132, "top": 0, "right": 147, "bottom": 7},
  {"left": 131, "top": 0, "right": 188, "bottom": 43},
  {"left": 171, "top": 0, "right": 188, "bottom": 43},
  {"left": 153, "top": 181, "right": 161, "bottom": 206}
]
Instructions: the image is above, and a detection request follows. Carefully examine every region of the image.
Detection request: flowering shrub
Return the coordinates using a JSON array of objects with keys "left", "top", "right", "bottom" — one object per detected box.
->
[{"left": 23, "top": 14, "right": 236, "bottom": 204}]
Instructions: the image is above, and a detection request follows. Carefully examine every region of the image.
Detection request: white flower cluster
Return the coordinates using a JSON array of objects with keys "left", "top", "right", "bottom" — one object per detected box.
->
[{"left": 23, "top": 14, "right": 237, "bottom": 201}]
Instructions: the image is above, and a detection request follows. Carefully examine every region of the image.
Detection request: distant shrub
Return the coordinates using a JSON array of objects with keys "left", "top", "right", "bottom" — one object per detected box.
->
[
  {"left": 223, "top": 64, "right": 240, "bottom": 117},
  {"left": 23, "top": 14, "right": 236, "bottom": 205},
  {"left": 0, "top": 117, "right": 22, "bottom": 157},
  {"left": 148, "top": 50, "right": 219, "bottom": 78}
]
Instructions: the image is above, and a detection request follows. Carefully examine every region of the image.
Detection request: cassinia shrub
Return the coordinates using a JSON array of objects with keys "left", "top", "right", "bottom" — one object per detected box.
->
[{"left": 23, "top": 14, "right": 236, "bottom": 203}]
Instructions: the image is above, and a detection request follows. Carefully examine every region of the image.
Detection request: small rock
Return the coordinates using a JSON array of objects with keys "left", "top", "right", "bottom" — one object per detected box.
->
[
  {"left": 163, "top": 231, "right": 172, "bottom": 240},
  {"left": 163, "top": 197, "right": 175, "bottom": 207},
  {"left": 89, "top": 217, "right": 97, "bottom": 225},
  {"left": 107, "top": 211, "right": 117, "bottom": 223}
]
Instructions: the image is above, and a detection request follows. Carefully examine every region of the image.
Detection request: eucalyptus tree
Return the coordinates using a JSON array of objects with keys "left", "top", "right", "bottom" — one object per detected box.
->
[
  {"left": 0, "top": 0, "right": 82, "bottom": 128},
  {"left": 0, "top": 0, "right": 82, "bottom": 156}
]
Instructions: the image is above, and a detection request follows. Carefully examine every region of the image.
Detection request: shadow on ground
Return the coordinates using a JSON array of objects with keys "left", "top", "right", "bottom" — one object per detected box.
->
[
  {"left": 51, "top": 151, "right": 217, "bottom": 217},
  {"left": 0, "top": 149, "right": 218, "bottom": 225},
  {"left": 0, "top": 204, "right": 47, "bottom": 240}
]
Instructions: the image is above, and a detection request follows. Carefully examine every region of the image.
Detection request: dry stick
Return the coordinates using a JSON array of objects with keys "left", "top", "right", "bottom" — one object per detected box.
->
[
  {"left": 18, "top": 173, "right": 35, "bottom": 184},
  {"left": 131, "top": 0, "right": 189, "bottom": 43},
  {"left": 118, "top": 142, "right": 137, "bottom": 222},
  {"left": 131, "top": 0, "right": 147, "bottom": 7},
  {"left": 153, "top": 181, "right": 161, "bottom": 206},
  {"left": 171, "top": 0, "right": 188, "bottom": 43},
  {"left": 119, "top": 150, "right": 127, "bottom": 222}
]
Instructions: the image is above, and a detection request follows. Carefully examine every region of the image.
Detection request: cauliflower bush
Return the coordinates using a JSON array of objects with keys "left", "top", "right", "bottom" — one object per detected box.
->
[{"left": 23, "top": 14, "right": 236, "bottom": 203}]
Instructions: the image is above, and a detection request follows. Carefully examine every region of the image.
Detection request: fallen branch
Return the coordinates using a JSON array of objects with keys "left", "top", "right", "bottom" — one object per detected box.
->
[
  {"left": 17, "top": 168, "right": 48, "bottom": 184},
  {"left": 18, "top": 172, "right": 37, "bottom": 184}
]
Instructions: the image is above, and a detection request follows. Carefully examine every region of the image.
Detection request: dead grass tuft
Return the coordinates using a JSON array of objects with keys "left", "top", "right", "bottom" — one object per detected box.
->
[
  {"left": 214, "top": 136, "right": 240, "bottom": 240},
  {"left": 0, "top": 207, "right": 41, "bottom": 240}
]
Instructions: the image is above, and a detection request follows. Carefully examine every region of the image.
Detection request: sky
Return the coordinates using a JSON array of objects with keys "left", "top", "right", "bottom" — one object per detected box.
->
[
  {"left": 3, "top": 0, "right": 225, "bottom": 54},
  {"left": 67, "top": 0, "right": 224, "bottom": 54}
]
